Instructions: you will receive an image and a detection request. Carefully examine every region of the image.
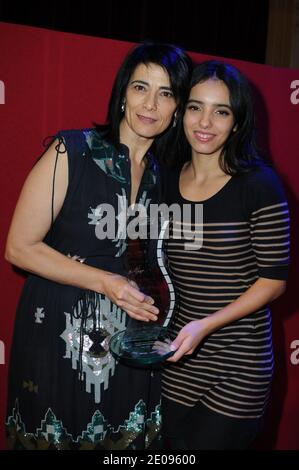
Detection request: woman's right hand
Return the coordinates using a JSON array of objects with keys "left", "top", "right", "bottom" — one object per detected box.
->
[
  {"left": 4, "top": 137, "right": 158, "bottom": 323},
  {"left": 102, "top": 273, "right": 159, "bottom": 321}
]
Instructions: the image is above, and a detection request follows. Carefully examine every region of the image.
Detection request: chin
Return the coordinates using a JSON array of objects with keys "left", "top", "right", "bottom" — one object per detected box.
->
[
  {"left": 135, "top": 122, "right": 168, "bottom": 139},
  {"left": 136, "top": 129, "right": 160, "bottom": 139}
]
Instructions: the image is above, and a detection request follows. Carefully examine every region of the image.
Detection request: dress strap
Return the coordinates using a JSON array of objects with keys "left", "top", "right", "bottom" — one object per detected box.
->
[
  {"left": 41, "top": 134, "right": 67, "bottom": 244},
  {"left": 51, "top": 136, "right": 67, "bottom": 232}
]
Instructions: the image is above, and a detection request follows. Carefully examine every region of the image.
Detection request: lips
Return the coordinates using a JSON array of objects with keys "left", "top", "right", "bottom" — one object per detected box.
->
[
  {"left": 193, "top": 131, "right": 215, "bottom": 143},
  {"left": 137, "top": 114, "right": 157, "bottom": 124}
]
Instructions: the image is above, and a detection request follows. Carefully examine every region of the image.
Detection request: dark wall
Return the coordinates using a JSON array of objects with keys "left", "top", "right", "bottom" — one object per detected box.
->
[{"left": 0, "top": 0, "right": 269, "bottom": 64}]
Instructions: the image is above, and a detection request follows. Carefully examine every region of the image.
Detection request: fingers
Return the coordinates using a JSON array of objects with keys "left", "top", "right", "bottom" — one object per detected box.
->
[
  {"left": 127, "top": 279, "right": 139, "bottom": 290},
  {"left": 122, "top": 308, "right": 150, "bottom": 322},
  {"left": 145, "top": 296, "right": 155, "bottom": 305},
  {"left": 167, "top": 349, "right": 188, "bottom": 362},
  {"left": 152, "top": 339, "right": 173, "bottom": 356},
  {"left": 167, "top": 338, "right": 193, "bottom": 362},
  {"left": 126, "top": 284, "right": 146, "bottom": 302},
  {"left": 107, "top": 276, "right": 158, "bottom": 321},
  {"left": 126, "top": 284, "right": 156, "bottom": 306},
  {"left": 119, "top": 284, "right": 158, "bottom": 321},
  {"left": 120, "top": 301, "right": 159, "bottom": 322}
]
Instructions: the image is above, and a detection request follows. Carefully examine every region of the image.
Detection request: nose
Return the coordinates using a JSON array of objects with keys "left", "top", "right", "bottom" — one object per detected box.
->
[
  {"left": 143, "top": 92, "right": 157, "bottom": 111},
  {"left": 199, "top": 109, "right": 212, "bottom": 129}
]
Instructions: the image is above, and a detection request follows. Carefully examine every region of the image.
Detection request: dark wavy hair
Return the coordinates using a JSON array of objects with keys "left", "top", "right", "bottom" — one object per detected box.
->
[
  {"left": 96, "top": 41, "right": 192, "bottom": 162},
  {"left": 175, "top": 60, "right": 264, "bottom": 174}
]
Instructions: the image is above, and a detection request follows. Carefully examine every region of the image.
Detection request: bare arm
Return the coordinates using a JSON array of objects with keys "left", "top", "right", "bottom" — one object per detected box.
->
[
  {"left": 5, "top": 139, "right": 158, "bottom": 321},
  {"left": 168, "top": 277, "right": 286, "bottom": 362}
]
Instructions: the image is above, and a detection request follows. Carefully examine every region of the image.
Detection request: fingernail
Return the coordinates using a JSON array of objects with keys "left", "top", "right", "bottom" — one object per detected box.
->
[{"left": 170, "top": 344, "right": 177, "bottom": 351}]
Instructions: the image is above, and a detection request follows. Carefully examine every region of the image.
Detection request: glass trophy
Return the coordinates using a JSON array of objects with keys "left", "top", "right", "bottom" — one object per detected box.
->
[{"left": 109, "top": 219, "right": 176, "bottom": 365}]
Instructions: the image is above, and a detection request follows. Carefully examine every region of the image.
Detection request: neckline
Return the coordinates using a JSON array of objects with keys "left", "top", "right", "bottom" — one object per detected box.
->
[{"left": 178, "top": 168, "right": 235, "bottom": 204}]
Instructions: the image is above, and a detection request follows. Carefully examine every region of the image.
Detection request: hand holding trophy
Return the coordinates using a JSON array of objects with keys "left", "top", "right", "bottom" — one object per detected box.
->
[{"left": 109, "top": 218, "right": 176, "bottom": 365}]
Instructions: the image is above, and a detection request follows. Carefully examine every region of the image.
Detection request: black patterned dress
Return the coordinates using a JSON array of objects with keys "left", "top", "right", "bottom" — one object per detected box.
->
[{"left": 6, "top": 129, "right": 162, "bottom": 450}]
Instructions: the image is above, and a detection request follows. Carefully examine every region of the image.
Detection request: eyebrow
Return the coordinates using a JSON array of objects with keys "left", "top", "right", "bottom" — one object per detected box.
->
[
  {"left": 187, "top": 99, "right": 232, "bottom": 110},
  {"left": 130, "top": 79, "right": 173, "bottom": 90}
]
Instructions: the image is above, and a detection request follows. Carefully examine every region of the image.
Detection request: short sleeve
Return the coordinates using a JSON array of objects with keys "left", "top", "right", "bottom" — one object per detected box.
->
[{"left": 244, "top": 166, "right": 290, "bottom": 280}]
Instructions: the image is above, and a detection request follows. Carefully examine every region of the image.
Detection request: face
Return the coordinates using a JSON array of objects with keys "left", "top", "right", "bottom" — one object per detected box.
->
[
  {"left": 121, "top": 62, "right": 177, "bottom": 141},
  {"left": 183, "top": 78, "right": 236, "bottom": 159}
]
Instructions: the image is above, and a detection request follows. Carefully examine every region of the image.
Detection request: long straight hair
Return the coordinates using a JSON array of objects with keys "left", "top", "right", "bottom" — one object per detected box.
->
[{"left": 176, "top": 60, "right": 264, "bottom": 174}]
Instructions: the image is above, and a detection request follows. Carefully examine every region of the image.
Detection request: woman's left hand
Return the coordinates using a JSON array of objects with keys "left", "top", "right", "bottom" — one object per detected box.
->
[{"left": 167, "top": 319, "right": 210, "bottom": 362}]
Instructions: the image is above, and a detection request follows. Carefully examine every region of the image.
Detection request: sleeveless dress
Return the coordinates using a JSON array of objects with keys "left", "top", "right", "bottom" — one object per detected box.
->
[{"left": 6, "top": 129, "right": 162, "bottom": 450}]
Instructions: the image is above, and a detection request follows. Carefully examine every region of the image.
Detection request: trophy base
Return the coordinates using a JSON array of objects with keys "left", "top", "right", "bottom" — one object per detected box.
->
[{"left": 109, "top": 325, "right": 175, "bottom": 365}]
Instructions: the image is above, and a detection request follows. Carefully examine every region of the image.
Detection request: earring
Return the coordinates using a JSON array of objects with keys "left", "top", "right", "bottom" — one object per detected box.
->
[
  {"left": 121, "top": 100, "right": 126, "bottom": 113},
  {"left": 172, "top": 113, "right": 177, "bottom": 128}
]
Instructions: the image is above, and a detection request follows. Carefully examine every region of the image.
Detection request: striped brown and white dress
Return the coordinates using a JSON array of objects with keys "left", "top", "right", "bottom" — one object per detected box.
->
[{"left": 162, "top": 165, "right": 290, "bottom": 419}]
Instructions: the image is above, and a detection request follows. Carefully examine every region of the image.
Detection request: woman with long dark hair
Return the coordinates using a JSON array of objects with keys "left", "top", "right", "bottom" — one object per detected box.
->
[
  {"left": 5, "top": 42, "right": 192, "bottom": 450},
  {"left": 161, "top": 60, "right": 290, "bottom": 449}
]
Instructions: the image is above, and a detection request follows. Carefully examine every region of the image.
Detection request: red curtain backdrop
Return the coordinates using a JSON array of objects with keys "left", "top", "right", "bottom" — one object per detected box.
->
[{"left": 0, "top": 22, "right": 298, "bottom": 450}]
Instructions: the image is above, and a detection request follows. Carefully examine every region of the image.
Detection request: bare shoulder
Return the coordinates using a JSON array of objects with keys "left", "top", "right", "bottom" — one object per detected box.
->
[
  {"left": 31, "top": 137, "right": 68, "bottom": 175},
  {"left": 11, "top": 138, "right": 69, "bottom": 231}
]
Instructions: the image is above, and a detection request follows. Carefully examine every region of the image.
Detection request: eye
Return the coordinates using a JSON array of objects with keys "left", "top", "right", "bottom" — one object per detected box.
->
[
  {"left": 160, "top": 90, "right": 174, "bottom": 98},
  {"left": 186, "top": 104, "right": 201, "bottom": 112},
  {"left": 216, "top": 109, "right": 231, "bottom": 116},
  {"left": 133, "top": 84, "right": 146, "bottom": 92}
]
